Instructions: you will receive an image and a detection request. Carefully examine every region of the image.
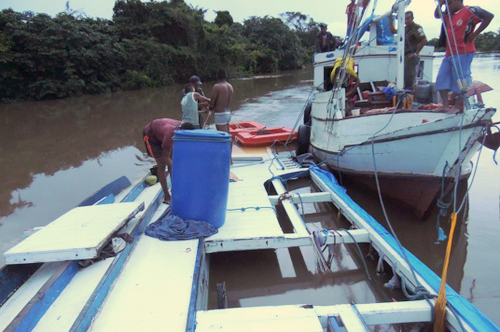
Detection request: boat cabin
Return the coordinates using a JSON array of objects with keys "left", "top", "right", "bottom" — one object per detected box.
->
[{"left": 313, "top": 15, "right": 436, "bottom": 110}]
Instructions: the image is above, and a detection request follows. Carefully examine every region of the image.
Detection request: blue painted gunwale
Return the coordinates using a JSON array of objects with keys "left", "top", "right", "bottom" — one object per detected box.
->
[
  {"left": 69, "top": 187, "right": 164, "bottom": 332},
  {"left": 310, "top": 165, "right": 500, "bottom": 332}
]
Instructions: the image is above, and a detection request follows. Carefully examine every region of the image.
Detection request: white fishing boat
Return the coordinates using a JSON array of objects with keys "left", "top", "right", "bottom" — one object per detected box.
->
[{"left": 302, "top": 0, "right": 497, "bottom": 218}]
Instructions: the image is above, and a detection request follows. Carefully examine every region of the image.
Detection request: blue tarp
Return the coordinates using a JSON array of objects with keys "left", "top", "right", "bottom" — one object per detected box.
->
[
  {"left": 145, "top": 215, "right": 218, "bottom": 241},
  {"left": 309, "top": 165, "right": 500, "bottom": 332}
]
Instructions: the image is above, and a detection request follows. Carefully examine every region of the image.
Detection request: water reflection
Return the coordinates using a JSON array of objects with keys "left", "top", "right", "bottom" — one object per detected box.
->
[{"left": 0, "top": 67, "right": 313, "bottom": 267}]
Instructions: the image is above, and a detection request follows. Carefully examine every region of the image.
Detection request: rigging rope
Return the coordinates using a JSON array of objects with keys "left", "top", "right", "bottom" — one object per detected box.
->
[{"left": 434, "top": 212, "right": 458, "bottom": 332}]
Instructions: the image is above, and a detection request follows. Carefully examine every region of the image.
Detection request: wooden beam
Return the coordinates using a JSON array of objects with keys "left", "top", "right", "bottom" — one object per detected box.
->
[
  {"left": 197, "top": 301, "right": 433, "bottom": 330},
  {"left": 314, "top": 300, "right": 433, "bottom": 327},
  {"left": 205, "top": 230, "right": 370, "bottom": 253},
  {"left": 268, "top": 192, "right": 332, "bottom": 205},
  {"left": 272, "top": 179, "right": 309, "bottom": 237},
  {"left": 336, "top": 305, "right": 369, "bottom": 331}
]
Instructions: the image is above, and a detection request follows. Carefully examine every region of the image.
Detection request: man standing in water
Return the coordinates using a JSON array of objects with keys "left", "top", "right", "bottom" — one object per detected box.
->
[
  {"left": 143, "top": 119, "right": 194, "bottom": 204},
  {"left": 210, "top": 68, "right": 234, "bottom": 133}
]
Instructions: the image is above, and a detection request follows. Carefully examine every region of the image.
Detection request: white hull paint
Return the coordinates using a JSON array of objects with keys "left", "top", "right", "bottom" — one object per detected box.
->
[
  {"left": 313, "top": 45, "right": 435, "bottom": 89},
  {"left": 310, "top": 92, "right": 494, "bottom": 178}
]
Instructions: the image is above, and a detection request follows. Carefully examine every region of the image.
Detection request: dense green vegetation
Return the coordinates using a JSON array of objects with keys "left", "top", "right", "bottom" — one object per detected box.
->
[
  {"left": 427, "top": 29, "right": 500, "bottom": 52},
  {"left": 1, "top": 0, "right": 498, "bottom": 101},
  {"left": 0, "top": 0, "right": 326, "bottom": 101}
]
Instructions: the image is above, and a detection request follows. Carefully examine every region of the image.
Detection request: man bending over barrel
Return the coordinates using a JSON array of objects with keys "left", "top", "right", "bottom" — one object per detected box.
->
[{"left": 143, "top": 118, "right": 194, "bottom": 204}]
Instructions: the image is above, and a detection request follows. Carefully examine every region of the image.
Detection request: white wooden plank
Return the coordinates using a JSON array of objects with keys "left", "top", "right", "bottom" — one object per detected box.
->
[
  {"left": 4, "top": 202, "right": 143, "bottom": 264},
  {"left": 312, "top": 300, "right": 433, "bottom": 327},
  {"left": 196, "top": 305, "right": 323, "bottom": 332},
  {"left": 268, "top": 192, "right": 332, "bottom": 205},
  {"left": 337, "top": 305, "right": 369, "bottom": 331},
  {"left": 90, "top": 236, "right": 199, "bottom": 332},
  {"left": 272, "top": 179, "right": 309, "bottom": 236},
  {"left": 205, "top": 230, "right": 370, "bottom": 253},
  {"left": 32, "top": 259, "right": 113, "bottom": 332}
]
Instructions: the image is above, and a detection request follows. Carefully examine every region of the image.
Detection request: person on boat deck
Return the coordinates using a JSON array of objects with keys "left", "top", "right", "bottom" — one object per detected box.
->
[
  {"left": 315, "top": 24, "right": 337, "bottom": 53},
  {"left": 389, "top": 11, "right": 427, "bottom": 90},
  {"left": 143, "top": 119, "right": 195, "bottom": 204},
  {"left": 346, "top": 0, "right": 356, "bottom": 37},
  {"left": 181, "top": 84, "right": 211, "bottom": 129},
  {"left": 210, "top": 68, "right": 234, "bottom": 133},
  {"left": 434, "top": 0, "right": 493, "bottom": 112},
  {"left": 188, "top": 75, "right": 209, "bottom": 127}
]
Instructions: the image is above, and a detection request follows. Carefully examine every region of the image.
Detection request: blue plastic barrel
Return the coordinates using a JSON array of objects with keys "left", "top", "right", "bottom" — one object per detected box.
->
[{"left": 171, "top": 130, "right": 231, "bottom": 228}]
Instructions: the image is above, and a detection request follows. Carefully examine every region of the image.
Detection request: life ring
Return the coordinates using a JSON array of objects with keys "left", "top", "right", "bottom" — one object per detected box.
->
[
  {"left": 296, "top": 125, "right": 311, "bottom": 155},
  {"left": 330, "top": 57, "right": 359, "bottom": 97},
  {"left": 303, "top": 103, "right": 312, "bottom": 125}
]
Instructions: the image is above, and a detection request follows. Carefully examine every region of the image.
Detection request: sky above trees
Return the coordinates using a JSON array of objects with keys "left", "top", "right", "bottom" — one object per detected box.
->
[{"left": 3, "top": 0, "right": 499, "bottom": 39}]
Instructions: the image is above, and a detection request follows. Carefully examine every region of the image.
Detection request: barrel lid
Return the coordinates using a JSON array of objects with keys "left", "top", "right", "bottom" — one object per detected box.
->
[{"left": 173, "top": 129, "right": 231, "bottom": 142}]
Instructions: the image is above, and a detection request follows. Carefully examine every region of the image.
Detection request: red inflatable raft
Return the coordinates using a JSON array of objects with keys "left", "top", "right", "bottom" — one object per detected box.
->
[
  {"left": 235, "top": 127, "right": 297, "bottom": 147},
  {"left": 229, "top": 121, "right": 266, "bottom": 138}
]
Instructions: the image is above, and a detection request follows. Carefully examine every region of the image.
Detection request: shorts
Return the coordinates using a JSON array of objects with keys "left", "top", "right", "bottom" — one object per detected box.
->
[
  {"left": 435, "top": 53, "right": 474, "bottom": 94},
  {"left": 214, "top": 111, "right": 231, "bottom": 125},
  {"left": 143, "top": 129, "right": 162, "bottom": 158}
]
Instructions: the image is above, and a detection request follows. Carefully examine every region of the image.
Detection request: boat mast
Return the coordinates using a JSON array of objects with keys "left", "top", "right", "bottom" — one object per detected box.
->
[{"left": 395, "top": 0, "right": 406, "bottom": 91}]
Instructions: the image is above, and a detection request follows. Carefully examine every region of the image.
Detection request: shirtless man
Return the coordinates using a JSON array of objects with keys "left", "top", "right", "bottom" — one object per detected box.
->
[{"left": 210, "top": 68, "right": 234, "bottom": 133}]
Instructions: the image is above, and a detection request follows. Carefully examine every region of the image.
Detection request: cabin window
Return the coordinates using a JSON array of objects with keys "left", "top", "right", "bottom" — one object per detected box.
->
[{"left": 324, "top": 66, "right": 333, "bottom": 91}]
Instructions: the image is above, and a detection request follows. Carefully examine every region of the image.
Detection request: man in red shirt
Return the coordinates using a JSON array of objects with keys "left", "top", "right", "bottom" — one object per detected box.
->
[
  {"left": 143, "top": 119, "right": 194, "bottom": 203},
  {"left": 434, "top": 0, "right": 493, "bottom": 112}
]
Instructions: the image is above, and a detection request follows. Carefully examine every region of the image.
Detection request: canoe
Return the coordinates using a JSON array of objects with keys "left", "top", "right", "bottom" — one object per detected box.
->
[
  {"left": 235, "top": 127, "right": 297, "bottom": 147},
  {"left": 229, "top": 121, "right": 266, "bottom": 138}
]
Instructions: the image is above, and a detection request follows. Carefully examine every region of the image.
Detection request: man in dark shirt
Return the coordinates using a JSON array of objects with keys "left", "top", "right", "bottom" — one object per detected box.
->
[
  {"left": 390, "top": 11, "right": 427, "bottom": 90},
  {"left": 143, "top": 119, "right": 194, "bottom": 203},
  {"left": 315, "top": 24, "right": 337, "bottom": 53}
]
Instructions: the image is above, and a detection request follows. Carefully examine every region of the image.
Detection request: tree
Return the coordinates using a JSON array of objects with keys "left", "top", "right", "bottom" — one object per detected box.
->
[
  {"left": 214, "top": 11, "right": 233, "bottom": 27},
  {"left": 280, "top": 12, "right": 308, "bottom": 32}
]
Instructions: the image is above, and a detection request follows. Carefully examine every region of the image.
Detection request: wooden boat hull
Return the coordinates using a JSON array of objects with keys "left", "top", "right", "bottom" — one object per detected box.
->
[
  {"left": 309, "top": 91, "right": 495, "bottom": 218},
  {"left": 315, "top": 164, "right": 468, "bottom": 219}
]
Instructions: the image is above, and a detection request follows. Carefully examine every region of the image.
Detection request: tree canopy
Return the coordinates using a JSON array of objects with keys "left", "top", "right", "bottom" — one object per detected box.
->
[{"left": 1, "top": 1, "right": 497, "bottom": 102}]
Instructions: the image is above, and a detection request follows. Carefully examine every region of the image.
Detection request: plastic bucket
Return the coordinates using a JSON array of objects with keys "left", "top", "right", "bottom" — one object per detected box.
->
[{"left": 171, "top": 130, "right": 231, "bottom": 228}]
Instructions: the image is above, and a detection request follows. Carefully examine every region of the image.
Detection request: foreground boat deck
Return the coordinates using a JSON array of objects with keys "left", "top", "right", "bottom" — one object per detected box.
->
[{"left": 1, "top": 146, "right": 498, "bottom": 331}]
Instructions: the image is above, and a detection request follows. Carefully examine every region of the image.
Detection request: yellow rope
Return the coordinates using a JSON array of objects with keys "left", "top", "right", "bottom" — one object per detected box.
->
[{"left": 434, "top": 212, "right": 458, "bottom": 332}]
